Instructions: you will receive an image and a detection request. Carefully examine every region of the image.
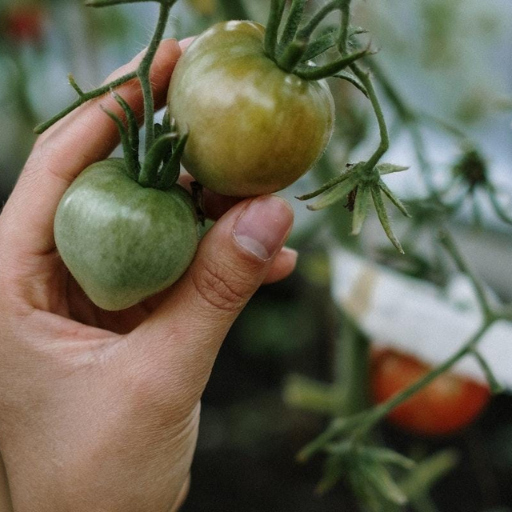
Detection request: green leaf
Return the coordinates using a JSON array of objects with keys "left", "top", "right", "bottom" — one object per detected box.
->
[{"left": 307, "top": 174, "right": 360, "bottom": 211}]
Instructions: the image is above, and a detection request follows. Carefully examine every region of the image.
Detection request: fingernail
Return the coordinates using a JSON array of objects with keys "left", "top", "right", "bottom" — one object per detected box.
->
[
  {"left": 234, "top": 196, "right": 294, "bottom": 261},
  {"left": 179, "top": 37, "right": 195, "bottom": 51}
]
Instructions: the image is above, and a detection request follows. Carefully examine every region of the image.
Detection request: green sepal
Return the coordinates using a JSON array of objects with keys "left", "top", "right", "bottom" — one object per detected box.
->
[
  {"left": 370, "top": 185, "right": 405, "bottom": 254},
  {"left": 100, "top": 106, "right": 139, "bottom": 181},
  {"left": 300, "top": 25, "right": 368, "bottom": 62},
  {"left": 162, "top": 110, "right": 172, "bottom": 135},
  {"left": 301, "top": 27, "right": 338, "bottom": 61},
  {"left": 296, "top": 164, "right": 360, "bottom": 201},
  {"left": 375, "top": 163, "right": 409, "bottom": 175},
  {"left": 378, "top": 179, "right": 411, "bottom": 218},
  {"left": 316, "top": 454, "right": 345, "bottom": 494},
  {"left": 487, "top": 183, "right": 512, "bottom": 225},
  {"left": 307, "top": 174, "right": 360, "bottom": 211},
  {"left": 295, "top": 46, "right": 371, "bottom": 81},
  {"left": 139, "top": 133, "right": 176, "bottom": 187},
  {"left": 158, "top": 130, "right": 189, "bottom": 190},
  {"left": 399, "top": 450, "right": 458, "bottom": 500},
  {"left": 333, "top": 70, "right": 369, "bottom": 98},
  {"left": 277, "top": 0, "right": 308, "bottom": 55},
  {"left": 351, "top": 184, "right": 371, "bottom": 235},
  {"left": 362, "top": 460, "right": 408, "bottom": 506},
  {"left": 264, "top": 0, "right": 287, "bottom": 59},
  {"left": 112, "top": 92, "right": 140, "bottom": 177}
]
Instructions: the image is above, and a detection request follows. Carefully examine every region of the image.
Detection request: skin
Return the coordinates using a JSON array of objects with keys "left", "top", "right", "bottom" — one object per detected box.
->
[
  {"left": 370, "top": 349, "right": 490, "bottom": 436},
  {"left": 54, "top": 159, "right": 198, "bottom": 311},
  {"left": 0, "top": 39, "right": 298, "bottom": 511},
  {"left": 169, "top": 21, "right": 335, "bottom": 197}
]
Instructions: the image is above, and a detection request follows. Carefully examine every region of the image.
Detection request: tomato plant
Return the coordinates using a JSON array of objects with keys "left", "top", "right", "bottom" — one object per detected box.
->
[
  {"left": 168, "top": 20, "right": 335, "bottom": 197},
  {"left": 54, "top": 159, "right": 198, "bottom": 311},
  {"left": 370, "top": 348, "right": 491, "bottom": 436}
]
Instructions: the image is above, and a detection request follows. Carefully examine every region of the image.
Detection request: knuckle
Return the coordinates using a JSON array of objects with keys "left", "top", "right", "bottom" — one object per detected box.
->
[{"left": 191, "top": 258, "right": 251, "bottom": 313}]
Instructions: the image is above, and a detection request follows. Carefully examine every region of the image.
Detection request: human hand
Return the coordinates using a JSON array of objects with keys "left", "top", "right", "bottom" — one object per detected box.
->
[{"left": 0, "top": 39, "right": 296, "bottom": 512}]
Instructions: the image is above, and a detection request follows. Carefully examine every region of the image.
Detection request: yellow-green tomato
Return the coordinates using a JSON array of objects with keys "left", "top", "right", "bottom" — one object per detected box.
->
[
  {"left": 168, "top": 20, "right": 335, "bottom": 197},
  {"left": 54, "top": 159, "right": 199, "bottom": 311}
]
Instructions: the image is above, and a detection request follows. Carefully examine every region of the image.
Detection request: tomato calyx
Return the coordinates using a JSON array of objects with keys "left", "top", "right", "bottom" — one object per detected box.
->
[
  {"left": 102, "top": 93, "right": 188, "bottom": 191},
  {"left": 444, "top": 147, "right": 512, "bottom": 227},
  {"left": 297, "top": 161, "right": 411, "bottom": 254},
  {"left": 264, "top": 0, "right": 372, "bottom": 80}
]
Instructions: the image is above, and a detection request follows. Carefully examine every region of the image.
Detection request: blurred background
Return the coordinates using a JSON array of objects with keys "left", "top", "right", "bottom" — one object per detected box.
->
[{"left": 1, "top": 0, "right": 512, "bottom": 510}]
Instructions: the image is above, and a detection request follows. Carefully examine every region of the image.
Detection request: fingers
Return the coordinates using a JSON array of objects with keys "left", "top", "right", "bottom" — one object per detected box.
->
[
  {"left": 263, "top": 247, "right": 298, "bottom": 284},
  {"left": 135, "top": 196, "right": 294, "bottom": 386},
  {"left": 0, "top": 38, "right": 182, "bottom": 258}
]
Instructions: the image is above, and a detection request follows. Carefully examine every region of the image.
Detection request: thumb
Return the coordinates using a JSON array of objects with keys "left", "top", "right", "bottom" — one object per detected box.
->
[{"left": 136, "top": 195, "right": 294, "bottom": 378}]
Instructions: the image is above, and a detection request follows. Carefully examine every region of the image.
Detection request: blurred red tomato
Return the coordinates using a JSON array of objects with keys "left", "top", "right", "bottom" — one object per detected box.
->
[
  {"left": 4, "top": 4, "right": 46, "bottom": 44},
  {"left": 370, "top": 348, "right": 491, "bottom": 436}
]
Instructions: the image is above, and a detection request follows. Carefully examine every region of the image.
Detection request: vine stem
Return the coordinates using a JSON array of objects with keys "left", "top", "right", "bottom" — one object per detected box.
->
[
  {"left": 138, "top": 0, "right": 174, "bottom": 154},
  {"left": 34, "top": 71, "right": 137, "bottom": 134},
  {"left": 351, "top": 63, "right": 389, "bottom": 171},
  {"left": 337, "top": 0, "right": 351, "bottom": 54}
]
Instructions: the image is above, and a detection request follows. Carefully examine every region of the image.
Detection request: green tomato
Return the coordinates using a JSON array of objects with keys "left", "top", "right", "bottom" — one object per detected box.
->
[
  {"left": 54, "top": 159, "right": 199, "bottom": 311},
  {"left": 168, "top": 20, "right": 335, "bottom": 197}
]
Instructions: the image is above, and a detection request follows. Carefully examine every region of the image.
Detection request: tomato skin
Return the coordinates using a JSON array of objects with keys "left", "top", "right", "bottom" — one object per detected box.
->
[
  {"left": 5, "top": 5, "right": 46, "bottom": 44},
  {"left": 168, "top": 20, "right": 335, "bottom": 197},
  {"left": 54, "top": 159, "right": 199, "bottom": 311},
  {"left": 370, "top": 349, "right": 491, "bottom": 436}
]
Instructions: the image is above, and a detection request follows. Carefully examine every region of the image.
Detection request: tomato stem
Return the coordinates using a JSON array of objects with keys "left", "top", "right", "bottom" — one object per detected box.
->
[
  {"left": 277, "top": 38, "right": 308, "bottom": 73},
  {"left": 337, "top": 0, "right": 352, "bottom": 54},
  {"left": 351, "top": 65, "right": 389, "bottom": 170},
  {"left": 137, "top": 1, "right": 174, "bottom": 155},
  {"left": 438, "top": 230, "right": 493, "bottom": 320}
]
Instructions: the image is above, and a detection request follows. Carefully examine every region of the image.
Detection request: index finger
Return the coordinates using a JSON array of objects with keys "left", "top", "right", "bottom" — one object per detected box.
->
[{"left": 0, "top": 38, "right": 183, "bottom": 259}]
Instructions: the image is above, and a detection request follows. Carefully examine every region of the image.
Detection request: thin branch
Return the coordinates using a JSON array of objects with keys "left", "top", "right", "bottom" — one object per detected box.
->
[
  {"left": 34, "top": 71, "right": 137, "bottom": 134},
  {"left": 438, "top": 230, "right": 493, "bottom": 320}
]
